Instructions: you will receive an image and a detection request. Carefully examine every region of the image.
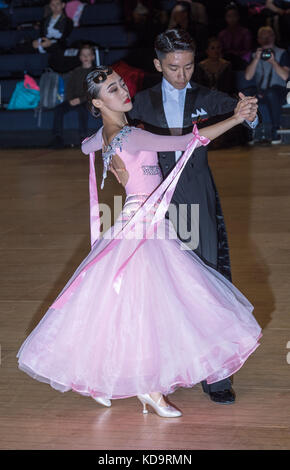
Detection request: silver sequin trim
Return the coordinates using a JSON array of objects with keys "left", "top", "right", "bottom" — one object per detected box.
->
[
  {"left": 101, "top": 125, "right": 132, "bottom": 189},
  {"left": 141, "top": 165, "right": 162, "bottom": 176}
]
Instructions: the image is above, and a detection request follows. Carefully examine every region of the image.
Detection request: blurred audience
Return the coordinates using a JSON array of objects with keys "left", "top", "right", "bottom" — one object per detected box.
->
[
  {"left": 49, "top": 44, "right": 95, "bottom": 148},
  {"left": 174, "top": 0, "right": 208, "bottom": 25},
  {"left": 168, "top": 1, "right": 208, "bottom": 59},
  {"left": 218, "top": 3, "right": 252, "bottom": 70},
  {"left": 31, "top": 0, "right": 73, "bottom": 54},
  {"left": 124, "top": 0, "right": 154, "bottom": 25},
  {"left": 264, "top": 0, "right": 290, "bottom": 46},
  {"left": 198, "top": 0, "right": 233, "bottom": 35},
  {"left": 194, "top": 37, "right": 234, "bottom": 94},
  {"left": 245, "top": 26, "right": 290, "bottom": 143}
]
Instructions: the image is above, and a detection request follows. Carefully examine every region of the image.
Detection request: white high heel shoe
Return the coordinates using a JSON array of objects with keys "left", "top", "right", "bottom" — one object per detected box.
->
[
  {"left": 92, "top": 397, "right": 112, "bottom": 407},
  {"left": 137, "top": 394, "right": 182, "bottom": 418}
]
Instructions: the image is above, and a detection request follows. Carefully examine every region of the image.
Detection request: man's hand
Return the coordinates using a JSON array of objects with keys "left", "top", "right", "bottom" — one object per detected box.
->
[
  {"left": 41, "top": 37, "right": 52, "bottom": 48},
  {"left": 69, "top": 98, "right": 81, "bottom": 106},
  {"left": 254, "top": 48, "right": 262, "bottom": 61},
  {"left": 237, "top": 92, "right": 258, "bottom": 122},
  {"left": 267, "top": 52, "right": 276, "bottom": 65}
]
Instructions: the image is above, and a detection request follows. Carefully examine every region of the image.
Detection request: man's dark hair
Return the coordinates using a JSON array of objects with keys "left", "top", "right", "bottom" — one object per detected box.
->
[
  {"left": 154, "top": 29, "right": 196, "bottom": 61},
  {"left": 225, "top": 2, "right": 239, "bottom": 13}
]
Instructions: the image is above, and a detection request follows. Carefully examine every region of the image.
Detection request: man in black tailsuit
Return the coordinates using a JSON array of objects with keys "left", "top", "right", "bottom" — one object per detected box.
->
[{"left": 128, "top": 29, "right": 259, "bottom": 404}]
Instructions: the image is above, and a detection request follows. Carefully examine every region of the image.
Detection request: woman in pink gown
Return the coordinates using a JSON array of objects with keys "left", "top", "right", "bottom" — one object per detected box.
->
[{"left": 17, "top": 67, "right": 262, "bottom": 418}]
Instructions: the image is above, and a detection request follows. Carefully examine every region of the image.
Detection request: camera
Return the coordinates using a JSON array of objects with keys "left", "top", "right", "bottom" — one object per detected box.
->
[{"left": 261, "top": 48, "right": 274, "bottom": 61}]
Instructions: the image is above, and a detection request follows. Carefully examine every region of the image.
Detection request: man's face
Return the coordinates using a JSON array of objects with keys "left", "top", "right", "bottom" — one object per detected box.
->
[
  {"left": 50, "top": 0, "right": 64, "bottom": 16},
  {"left": 258, "top": 30, "right": 275, "bottom": 48},
  {"left": 154, "top": 50, "right": 195, "bottom": 90}
]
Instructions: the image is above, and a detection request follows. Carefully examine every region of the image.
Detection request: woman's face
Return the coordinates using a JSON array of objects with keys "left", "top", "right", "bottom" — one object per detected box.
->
[
  {"left": 225, "top": 9, "right": 239, "bottom": 27},
  {"left": 207, "top": 41, "right": 222, "bottom": 59},
  {"left": 92, "top": 71, "right": 132, "bottom": 115},
  {"left": 50, "top": 0, "right": 64, "bottom": 16}
]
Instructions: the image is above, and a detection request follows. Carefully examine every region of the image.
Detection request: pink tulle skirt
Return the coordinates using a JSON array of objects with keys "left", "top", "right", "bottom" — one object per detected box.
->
[{"left": 17, "top": 195, "right": 262, "bottom": 399}]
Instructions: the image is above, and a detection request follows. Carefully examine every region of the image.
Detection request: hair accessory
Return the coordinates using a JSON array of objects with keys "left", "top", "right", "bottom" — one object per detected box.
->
[{"left": 93, "top": 67, "right": 113, "bottom": 84}]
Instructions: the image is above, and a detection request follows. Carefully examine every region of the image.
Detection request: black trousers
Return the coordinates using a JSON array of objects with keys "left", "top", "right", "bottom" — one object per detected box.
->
[
  {"left": 258, "top": 85, "right": 287, "bottom": 137},
  {"left": 53, "top": 101, "right": 88, "bottom": 139}
]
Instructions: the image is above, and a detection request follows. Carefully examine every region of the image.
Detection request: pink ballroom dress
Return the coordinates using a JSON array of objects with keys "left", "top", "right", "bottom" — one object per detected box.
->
[{"left": 16, "top": 125, "right": 262, "bottom": 400}]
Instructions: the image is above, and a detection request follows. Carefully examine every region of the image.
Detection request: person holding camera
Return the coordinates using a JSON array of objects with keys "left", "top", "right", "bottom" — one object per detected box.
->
[{"left": 245, "top": 26, "right": 290, "bottom": 143}]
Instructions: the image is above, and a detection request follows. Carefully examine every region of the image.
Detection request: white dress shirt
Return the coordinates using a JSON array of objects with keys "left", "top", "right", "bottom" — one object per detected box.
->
[{"left": 162, "top": 77, "right": 191, "bottom": 162}]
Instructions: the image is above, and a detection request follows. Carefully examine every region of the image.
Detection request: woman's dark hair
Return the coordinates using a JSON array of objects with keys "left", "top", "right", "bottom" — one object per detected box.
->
[
  {"left": 154, "top": 28, "right": 196, "bottom": 61},
  {"left": 84, "top": 66, "right": 113, "bottom": 119}
]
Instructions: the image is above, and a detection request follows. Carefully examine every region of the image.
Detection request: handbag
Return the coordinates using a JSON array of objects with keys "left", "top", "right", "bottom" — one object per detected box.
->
[{"left": 7, "top": 74, "right": 40, "bottom": 110}]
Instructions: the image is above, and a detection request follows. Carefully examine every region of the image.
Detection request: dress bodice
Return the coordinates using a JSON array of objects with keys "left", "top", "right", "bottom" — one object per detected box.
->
[
  {"left": 120, "top": 148, "right": 163, "bottom": 195},
  {"left": 82, "top": 125, "right": 200, "bottom": 197},
  {"left": 99, "top": 125, "right": 162, "bottom": 196}
]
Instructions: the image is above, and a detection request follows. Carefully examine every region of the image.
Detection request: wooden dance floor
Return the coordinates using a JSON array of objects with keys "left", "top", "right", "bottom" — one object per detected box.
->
[{"left": 0, "top": 143, "right": 290, "bottom": 450}]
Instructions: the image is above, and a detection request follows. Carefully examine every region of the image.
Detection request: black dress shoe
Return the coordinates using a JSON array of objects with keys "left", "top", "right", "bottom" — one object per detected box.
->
[{"left": 207, "top": 388, "right": 236, "bottom": 404}]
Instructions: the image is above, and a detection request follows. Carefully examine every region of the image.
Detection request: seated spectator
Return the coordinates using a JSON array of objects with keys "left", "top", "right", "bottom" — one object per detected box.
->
[
  {"left": 245, "top": 26, "right": 290, "bottom": 143},
  {"left": 49, "top": 44, "right": 95, "bottom": 148},
  {"left": 32, "top": 0, "right": 73, "bottom": 54},
  {"left": 264, "top": 0, "right": 290, "bottom": 46},
  {"left": 168, "top": 1, "right": 208, "bottom": 59},
  {"left": 174, "top": 0, "right": 208, "bottom": 25},
  {"left": 218, "top": 3, "right": 252, "bottom": 70},
  {"left": 124, "top": 0, "right": 154, "bottom": 26},
  {"left": 124, "top": 0, "right": 165, "bottom": 47},
  {"left": 197, "top": 0, "right": 232, "bottom": 35},
  {"left": 190, "top": 1, "right": 208, "bottom": 25},
  {"left": 194, "top": 37, "right": 234, "bottom": 94}
]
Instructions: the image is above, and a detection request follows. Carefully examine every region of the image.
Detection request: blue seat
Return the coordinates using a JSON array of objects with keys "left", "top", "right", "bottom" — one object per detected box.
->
[
  {"left": 0, "top": 107, "right": 99, "bottom": 130},
  {"left": 67, "top": 25, "right": 137, "bottom": 48},
  {"left": 9, "top": 7, "right": 44, "bottom": 27},
  {"left": 80, "top": 3, "right": 123, "bottom": 25},
  {"left": 0, "top": 108, "right": 102, "bottom": 147},
  {"left": 0, "top": 29, "right": 38, "bottom": 50},
  {"left": 0, "top": 54, "right": 48, "bottom": 77}
]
